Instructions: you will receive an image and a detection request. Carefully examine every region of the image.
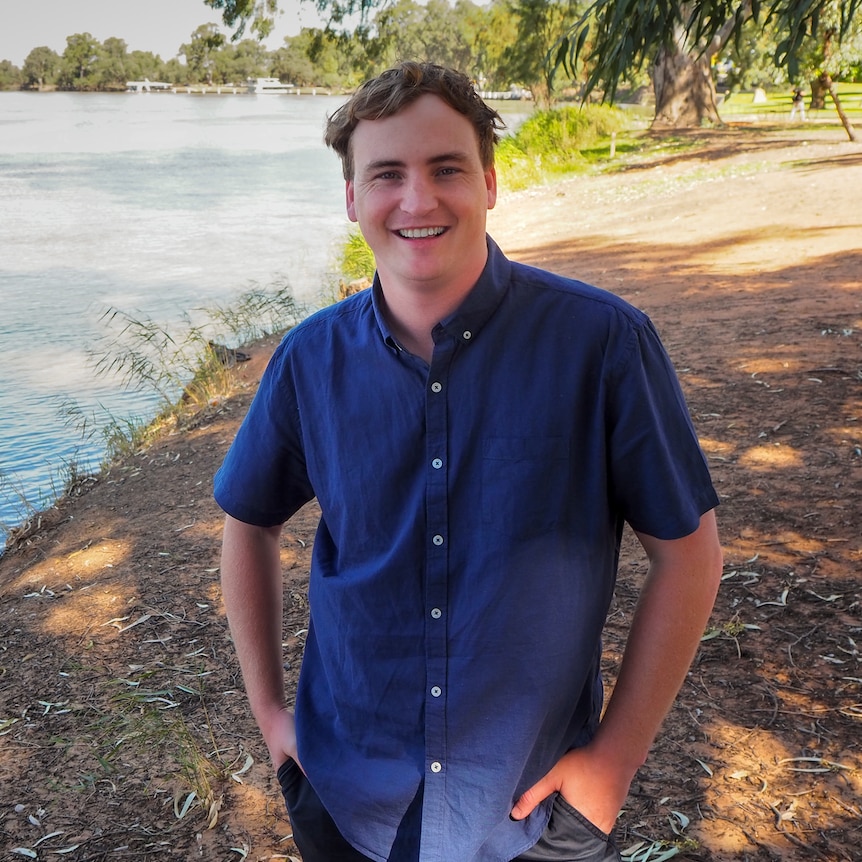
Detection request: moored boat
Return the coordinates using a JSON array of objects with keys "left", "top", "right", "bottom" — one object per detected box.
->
[{"left": 247, "top": 77, "right": 295, "bottom": 95}]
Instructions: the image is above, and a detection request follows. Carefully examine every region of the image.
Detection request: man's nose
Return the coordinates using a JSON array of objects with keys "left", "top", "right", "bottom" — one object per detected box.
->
[{"left": 400, "top": 175, "right": 436, "bottom": 215}]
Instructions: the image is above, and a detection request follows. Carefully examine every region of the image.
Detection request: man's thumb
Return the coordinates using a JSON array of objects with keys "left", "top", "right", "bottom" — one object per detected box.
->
[{"left": 510, "top": 778, "right": 551, "bottom": 822}]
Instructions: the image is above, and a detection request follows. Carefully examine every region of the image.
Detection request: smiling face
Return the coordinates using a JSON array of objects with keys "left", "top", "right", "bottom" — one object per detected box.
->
[{"left": 345, "top": 94, "right": 497, "bottom": 301}]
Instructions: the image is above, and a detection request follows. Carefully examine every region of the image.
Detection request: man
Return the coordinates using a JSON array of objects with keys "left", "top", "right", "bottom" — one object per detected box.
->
[{"left": 215, "top": 62, "right": 723, "bottom": 862}]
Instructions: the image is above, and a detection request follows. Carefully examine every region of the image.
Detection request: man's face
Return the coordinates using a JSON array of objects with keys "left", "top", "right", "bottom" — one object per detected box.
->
[{"left": 345, "top": 94, "right": 497, "bottom": 296}]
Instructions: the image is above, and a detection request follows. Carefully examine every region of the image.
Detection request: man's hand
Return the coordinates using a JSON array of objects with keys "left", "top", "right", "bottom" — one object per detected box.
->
[
  {"left": 510, "top": 742, "right": 631, "bottom": 834},
  {"left": 262, "top": 706, "right": 303, "bottom": 772}
]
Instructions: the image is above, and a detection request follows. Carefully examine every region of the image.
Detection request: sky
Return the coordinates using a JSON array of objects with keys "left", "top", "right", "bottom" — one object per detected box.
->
[{"left": 0, "top": 0, "right": 331, "bottom": 66}]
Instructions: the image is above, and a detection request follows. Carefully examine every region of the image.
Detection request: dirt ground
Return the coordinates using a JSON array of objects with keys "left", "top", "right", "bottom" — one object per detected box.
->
[{"left": 1, "top": 126, "right": 860, "bottom": 861}]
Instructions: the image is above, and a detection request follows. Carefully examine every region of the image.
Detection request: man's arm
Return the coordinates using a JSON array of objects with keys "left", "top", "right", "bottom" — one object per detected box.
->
[
  {"left": 220, "top": 514, "right": 298, "bottom": 770},
  {"left": 512, "top": 509, "right": 723, "bottom": 832}
]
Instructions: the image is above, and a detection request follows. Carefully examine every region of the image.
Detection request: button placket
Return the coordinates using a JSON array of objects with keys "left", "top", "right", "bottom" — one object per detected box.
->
[{"left": 424, "top": 346, "right": 452, "bottom": 792}]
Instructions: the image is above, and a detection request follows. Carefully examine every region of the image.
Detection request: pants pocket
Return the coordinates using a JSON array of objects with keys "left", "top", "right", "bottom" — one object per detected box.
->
[
  {"left": 274, "top": 760, "right": 374, "bottom": 862},
  {"left": 515, "top": 793, "right": 621, "bottom": 861},
  {"left": 276, "top": 758, "right": 302, "bottom": 808},
  {"left": 554, "top": 795, "right": 614, "bottom": 843}
]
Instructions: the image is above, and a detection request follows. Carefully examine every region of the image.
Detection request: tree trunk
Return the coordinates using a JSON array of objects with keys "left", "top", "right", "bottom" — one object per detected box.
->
[
  {"left": 651, "top": 43, "right": 721, "bottom": 128},
  {"left": 809, "top": 77, "right": 827, "bottom": 109},
  {"left": 821, "top": 72, "right": 859, "bottom": 142},
  {"left": 649, "top": 6, "right": 744, "bottom": 129}
]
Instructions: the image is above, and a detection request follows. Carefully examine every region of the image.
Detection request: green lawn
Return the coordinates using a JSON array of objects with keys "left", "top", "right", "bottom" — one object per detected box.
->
[{"left": 717, "top": 82, "right": 862, "bottom": 124}]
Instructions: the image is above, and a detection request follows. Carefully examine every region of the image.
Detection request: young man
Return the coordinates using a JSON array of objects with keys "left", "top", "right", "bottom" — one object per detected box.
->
[{"left": 215, "top": 62, "right": 723, "bottom": 862}]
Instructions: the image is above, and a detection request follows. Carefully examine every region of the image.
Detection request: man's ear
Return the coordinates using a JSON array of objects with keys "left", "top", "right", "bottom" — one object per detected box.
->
[
  {"left": 346, "top": 180, "right": 358, "bottom": 223},
  {"left": 485, "top": 166, "right": 497, "bottom": 211}
]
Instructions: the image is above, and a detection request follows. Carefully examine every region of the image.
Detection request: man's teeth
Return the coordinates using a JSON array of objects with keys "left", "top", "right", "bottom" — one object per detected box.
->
[{"left": 399, "top": 227, "right": 445, "bottom": 238}]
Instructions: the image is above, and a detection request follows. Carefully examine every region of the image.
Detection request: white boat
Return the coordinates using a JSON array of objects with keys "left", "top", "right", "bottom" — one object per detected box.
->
[{"left": 247, "top": 77, "right": 295, "bottom": 95}]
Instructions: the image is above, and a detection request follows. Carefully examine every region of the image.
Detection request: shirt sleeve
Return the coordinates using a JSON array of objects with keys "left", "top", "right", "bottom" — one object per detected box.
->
[
  {"left": 606, "top": 315, "right": 719, "bottom": 540},
  {"left": 213, "top": 336, "right": 315, "bottom": 526}
]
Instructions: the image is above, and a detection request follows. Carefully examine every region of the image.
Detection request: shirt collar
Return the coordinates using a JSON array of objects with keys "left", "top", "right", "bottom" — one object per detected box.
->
[{"left": 371, "top": 236, "right": 511, "bottom": 352}]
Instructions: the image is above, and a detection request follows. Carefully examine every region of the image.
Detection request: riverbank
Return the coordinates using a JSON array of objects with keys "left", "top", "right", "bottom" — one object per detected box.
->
[{"left": 1, "top": 126, "right": 860, "bottom": 860}]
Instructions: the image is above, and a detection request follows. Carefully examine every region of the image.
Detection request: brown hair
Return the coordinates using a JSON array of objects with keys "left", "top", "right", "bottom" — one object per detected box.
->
[{"left": 325, "top": 61, "right": 505, "bottom": 180}]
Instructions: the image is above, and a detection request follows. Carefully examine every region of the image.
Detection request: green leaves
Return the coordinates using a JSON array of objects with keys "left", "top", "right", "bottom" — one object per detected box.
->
[{"left": 555, "top": 0, "right": 861, "bottom": 102}]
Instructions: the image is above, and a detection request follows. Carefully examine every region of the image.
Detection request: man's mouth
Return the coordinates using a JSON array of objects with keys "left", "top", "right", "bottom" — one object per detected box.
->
[{"left": 397, "top": 227, "right": 446, "bottom": 239}]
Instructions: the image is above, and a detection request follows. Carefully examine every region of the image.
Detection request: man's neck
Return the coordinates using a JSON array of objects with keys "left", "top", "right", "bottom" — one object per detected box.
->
[{"left": 378, "top": 270, "right": 482, "bottom": 365}]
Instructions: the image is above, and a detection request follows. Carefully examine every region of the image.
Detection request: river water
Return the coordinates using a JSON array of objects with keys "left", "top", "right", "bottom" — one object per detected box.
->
[{"left": 0, "top": 90, "right": 351, "bottom": 543}]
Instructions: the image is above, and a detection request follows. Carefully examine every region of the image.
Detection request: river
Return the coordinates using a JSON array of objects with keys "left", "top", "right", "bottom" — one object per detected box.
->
[{"left": 0, "top": 89, "right": 352, "bottom": 543}]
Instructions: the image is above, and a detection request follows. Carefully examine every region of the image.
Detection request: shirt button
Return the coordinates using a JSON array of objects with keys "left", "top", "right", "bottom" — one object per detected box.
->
[
  {"left": 431, "top": 607, "right": 442, "bottom": 619},
  {"left": 431, "top": 686, "right": 442, "bottom": 697},
  {"left": 462, "top": 330, "right": 472, "bottom": 340},
  {"left": 432, "top": 458, "right": 443, "bottom": 469},
  {"left": 431, "top": 381, "right": 442, "bottom": 393},
  {"left": 430, "top": 761, "right": 442, "bottom": 773},
  {"left": 432, "top": 534, "right": 444, "bottom": 546}
]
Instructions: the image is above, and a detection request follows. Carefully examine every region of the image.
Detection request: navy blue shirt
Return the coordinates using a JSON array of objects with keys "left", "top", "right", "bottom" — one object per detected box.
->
[{"left": 214, "top": 238, "right": 719, "bottom": 862}]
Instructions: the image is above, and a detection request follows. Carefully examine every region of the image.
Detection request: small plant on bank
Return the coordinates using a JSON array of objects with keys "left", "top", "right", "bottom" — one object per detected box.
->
[
  {"left": 338, "top": 228, "right": 376, "bottom": 282},
  {"left": 55, "top": 456, "right": 99, "bottom": 499},
  {"left": 0, "top": 469, "right": 50, "bottom": 544}
]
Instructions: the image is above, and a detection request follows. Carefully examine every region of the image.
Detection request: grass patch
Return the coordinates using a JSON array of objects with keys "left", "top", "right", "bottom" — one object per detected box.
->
[
  {"left": 718, "top": 82, "right": 862, "bottom": 125},
  {"left": 89, "top": 677, "right": 234, "bottom": 828}
]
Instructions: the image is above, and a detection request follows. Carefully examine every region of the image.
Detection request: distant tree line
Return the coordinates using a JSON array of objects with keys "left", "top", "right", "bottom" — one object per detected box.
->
[{"left": 1, "top": 0, "right": 860, "bottom": 130}]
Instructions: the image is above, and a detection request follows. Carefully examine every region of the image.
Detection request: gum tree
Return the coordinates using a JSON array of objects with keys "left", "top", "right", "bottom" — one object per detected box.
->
[
  {"left": 0, "top": 60, "right": 22, "bottom": 89},
  {"left": 22, "top": 46, "right": 60, "bottom": 90},
  {"left": 558, "top": 0, "right": 862, "bottom": 132},
  {"left": 796, "top": 0, "right": 861, "bottom": 140},
  {"left": 59, "top": 32, "right": 101, "bottom": 89},
  {"left": 501, "top": 0, "right": 584, "bottom": 106},
  {"left": 181, "top": 23, "right": 226, "bottom": 84}
]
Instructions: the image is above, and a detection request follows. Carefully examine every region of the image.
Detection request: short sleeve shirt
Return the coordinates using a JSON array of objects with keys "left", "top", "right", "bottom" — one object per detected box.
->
[{"left": 214, "top": 238, "right": 719, "bottom": 862}]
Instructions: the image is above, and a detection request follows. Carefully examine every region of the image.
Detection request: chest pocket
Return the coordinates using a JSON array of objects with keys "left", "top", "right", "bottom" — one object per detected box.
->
[{"left": 482, "top": 437, "right": 571, "bottom": 539}]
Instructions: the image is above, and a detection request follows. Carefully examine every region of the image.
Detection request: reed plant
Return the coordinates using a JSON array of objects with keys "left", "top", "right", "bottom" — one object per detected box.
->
[
  {"left": 77, "top": 283, "right": 309, "bottom": 467},
  {"left": 2, "top": 282, "right": 307, "bottom": 552}
]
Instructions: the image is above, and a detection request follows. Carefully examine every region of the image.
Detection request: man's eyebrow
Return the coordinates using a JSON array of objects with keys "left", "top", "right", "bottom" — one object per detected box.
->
[
  {"left": 361, "top": 151, "right": 471, "bottom": 173},
  {"left": 362, "top": 158, "right": 405, "bottom": 173}
]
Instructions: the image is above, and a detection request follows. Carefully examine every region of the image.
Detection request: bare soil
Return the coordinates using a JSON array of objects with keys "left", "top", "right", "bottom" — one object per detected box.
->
[{"left": 1, "top": 126, "right": 861, "bottom": 861}]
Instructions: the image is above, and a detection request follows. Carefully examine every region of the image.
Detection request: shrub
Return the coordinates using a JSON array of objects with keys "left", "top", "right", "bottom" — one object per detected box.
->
[{"left": 496, "top": 104, "right": 628, "bottom": 190}]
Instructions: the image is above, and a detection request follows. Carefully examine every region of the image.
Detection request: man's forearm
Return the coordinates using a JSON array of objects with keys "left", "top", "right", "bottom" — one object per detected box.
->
[
  {"left": 594, "top": 510, "right": 723, "bottom": 773},
  {"left": 220, "top": 515, "right": 288, "bottom": 736}
]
